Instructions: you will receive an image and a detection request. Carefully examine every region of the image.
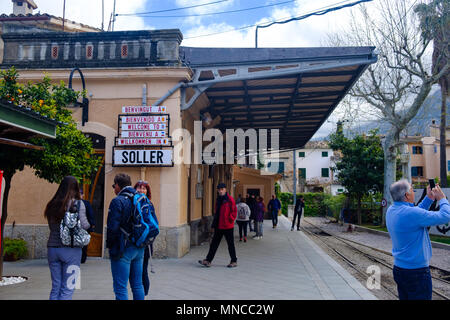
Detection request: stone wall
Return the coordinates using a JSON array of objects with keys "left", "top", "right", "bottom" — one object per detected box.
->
[{"left": 0, "top": 29, "right": 183, "bottom": 69}]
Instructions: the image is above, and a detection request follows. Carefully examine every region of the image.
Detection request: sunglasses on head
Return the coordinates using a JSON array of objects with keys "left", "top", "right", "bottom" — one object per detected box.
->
[{"left": 137, "top": 180, "right": 148, "bottom": 184}]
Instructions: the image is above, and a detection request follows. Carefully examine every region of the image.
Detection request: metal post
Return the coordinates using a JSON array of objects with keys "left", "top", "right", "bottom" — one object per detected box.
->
[
  {"left": 112, "top": 0, "right": 116, "bottom": 31},
  {"left": 293, "top": 149, "right": 297, "bottom": 207}
]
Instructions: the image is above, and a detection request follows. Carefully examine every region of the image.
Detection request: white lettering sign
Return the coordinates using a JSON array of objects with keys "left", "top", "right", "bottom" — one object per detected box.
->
[
  {"left": 117, "top": 138, "right": 170, "bottom": 146},
  {"left": 114, "top": 149, "right": 173, "bottom": 166},
  {"left": 121, "top": 116, "right": 167, "bottom": 124},
  {"left": 121, "top": 123, "right": 167, "bottom": 131},
  {"left": 122, "top": 106, "right": 167, "bottom": 113},
  {"left": 120, "top": 131, "right": 166, "bottom": 138}
]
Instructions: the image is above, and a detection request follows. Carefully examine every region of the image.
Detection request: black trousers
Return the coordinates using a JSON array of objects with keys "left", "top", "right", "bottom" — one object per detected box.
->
[
  {"left": 292, "top": 210, "right": 302, "bottom": 229},
  {"left": 206, "top": 228, "right": 237, "bottom": 263},
  {"left": 236, "top": 221, "right": 248, "bottom": 238},
  {"left": 142, "top": 243, "right": 154, "bottom": 296}
]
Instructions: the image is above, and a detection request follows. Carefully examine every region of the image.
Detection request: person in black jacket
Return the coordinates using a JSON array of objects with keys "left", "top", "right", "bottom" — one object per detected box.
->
[
  {"left": 292, "top": 196, "right": 305, "bottom": 231},
  {"left": 107, "top": 173, "right": 145, "bottom": 300}
]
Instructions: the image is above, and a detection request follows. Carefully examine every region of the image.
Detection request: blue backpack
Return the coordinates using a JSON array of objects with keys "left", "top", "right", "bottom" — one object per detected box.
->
[{"left": 121, "top": 192, "right": 159, "bottom": 248}]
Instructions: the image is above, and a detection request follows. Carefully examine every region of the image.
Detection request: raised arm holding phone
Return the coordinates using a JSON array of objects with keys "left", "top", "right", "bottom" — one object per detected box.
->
[{"left": 386, "top": 179, "right": 450, "bottom": 300}]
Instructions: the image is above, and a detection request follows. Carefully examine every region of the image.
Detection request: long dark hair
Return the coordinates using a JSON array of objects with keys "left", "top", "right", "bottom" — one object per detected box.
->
[{"left": 44, "top": 176, "right": 81, "bottom": 224}]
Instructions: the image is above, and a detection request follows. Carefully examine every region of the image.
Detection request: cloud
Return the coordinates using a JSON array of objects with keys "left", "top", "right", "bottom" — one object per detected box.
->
[
  {"left": 180, "top": 0, "right": 357, "bottom": 47},
  {"left": 0, "top": 0, "right": 149, "bottom": 31}
]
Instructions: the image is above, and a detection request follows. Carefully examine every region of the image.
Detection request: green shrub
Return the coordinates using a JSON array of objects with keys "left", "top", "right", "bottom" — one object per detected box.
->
[
  {"left": 323, "top": 193, "right": 347, "bottom": 220},
  {"left": 3, "top": 238, "right": 28, "bottom": 261},
  {"left": 278, "top": 192, "right": 328, "bottom": 217}
]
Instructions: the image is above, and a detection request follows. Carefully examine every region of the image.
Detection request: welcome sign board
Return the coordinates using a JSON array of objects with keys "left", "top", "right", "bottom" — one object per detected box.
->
[{"left": 113, "top": 148, "right": 173, "bottom": 166}]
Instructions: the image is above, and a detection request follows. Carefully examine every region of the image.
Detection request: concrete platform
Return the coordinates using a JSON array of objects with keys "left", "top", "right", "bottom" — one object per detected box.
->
[{"left": 0, "top": 215, "right": 377, "bottom": 300}]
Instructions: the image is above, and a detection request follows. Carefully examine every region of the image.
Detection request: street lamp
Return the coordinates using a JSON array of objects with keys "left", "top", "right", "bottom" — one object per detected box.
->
[{"left": 68, "top": 67, "right": 89, "bottom": 126}]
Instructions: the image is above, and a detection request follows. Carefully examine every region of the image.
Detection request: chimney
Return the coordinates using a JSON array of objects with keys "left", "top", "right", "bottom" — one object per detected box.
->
[{"left": 12, "top": 0, "right": 37, "bottom": 15}]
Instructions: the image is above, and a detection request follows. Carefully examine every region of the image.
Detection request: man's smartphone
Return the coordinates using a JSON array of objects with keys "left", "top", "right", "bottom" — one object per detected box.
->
[{"left": 429, "top": 179, "right": 436, "bottom": 189}]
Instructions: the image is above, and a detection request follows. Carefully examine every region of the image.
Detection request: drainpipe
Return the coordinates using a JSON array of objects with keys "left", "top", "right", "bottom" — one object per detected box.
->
[{"left": 152, "top": 82, "right": 184, "bottom": 106}]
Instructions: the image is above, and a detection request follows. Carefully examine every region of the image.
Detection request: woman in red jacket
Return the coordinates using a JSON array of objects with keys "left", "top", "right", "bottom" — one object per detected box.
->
[{"left": 198, "top": 183, "right": 237, "bottom": 268}]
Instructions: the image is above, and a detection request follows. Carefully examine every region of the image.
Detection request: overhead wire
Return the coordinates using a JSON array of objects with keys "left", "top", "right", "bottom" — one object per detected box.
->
[
  {"left": 119, "top": 0, "right": 297, "bottom": 18},
  {"left": 117, "top": 0, "right": 230, "bottom": 16},
  {"left": 183, "top": 0, "right": 368, "bottom": 40}
]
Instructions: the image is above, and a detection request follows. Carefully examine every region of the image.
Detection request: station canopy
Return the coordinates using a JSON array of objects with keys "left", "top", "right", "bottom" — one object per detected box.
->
[{"left": 180, "top": 46, "right": 377, "bottom": 151}]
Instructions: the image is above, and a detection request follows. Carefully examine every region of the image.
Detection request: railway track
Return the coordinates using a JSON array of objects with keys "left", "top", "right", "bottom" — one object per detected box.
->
[{"left": 301, "top": 219, "right": 450, "bottom": 300}]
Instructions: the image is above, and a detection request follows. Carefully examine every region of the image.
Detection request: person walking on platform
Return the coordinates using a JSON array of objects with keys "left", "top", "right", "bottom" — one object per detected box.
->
[
  {"left": 268, "top": 195, "right": 281, "bottom": 228},
  {"left": 248, "top": 194, "right": 257, "bottom": 232},
  {"left": 107, "top": 173, "right": 145, "bottom": 300},
  {"left": 292, "top": 195, "right": 305, "bottom": 231},
  {"left": 387, "top": 179, "right": 450, "bottom": 300},
  {"left": 199, "top": 183, "right": 238, "bottom": 268},
  {"left": 253, "top": 197, "right": 266, "bottom": 240},
  {"left": 236, "top": 198, "right": 251, "bottom": 242}
]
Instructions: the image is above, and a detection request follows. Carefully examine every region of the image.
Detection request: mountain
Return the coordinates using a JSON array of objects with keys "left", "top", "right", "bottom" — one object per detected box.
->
[{"left": 345, "top": 88, "right": 449, "bottom": 137}]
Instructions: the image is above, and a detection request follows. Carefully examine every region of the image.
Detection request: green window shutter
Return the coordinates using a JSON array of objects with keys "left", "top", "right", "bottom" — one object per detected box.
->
[
  {"left": 322, "top": 151, "right": 328, "bottom": 157},
  {"left": 321, "top": 168, "right": 329, "bottom": 177},
  {"left": 298, "top": 151, "right": 305, "bottom": 157},
  {"left": 298, "top": 168, "right": 306, "bottom": 179},
  {"left": 278, "top": 162, "right": 285, "bottom": 174}
]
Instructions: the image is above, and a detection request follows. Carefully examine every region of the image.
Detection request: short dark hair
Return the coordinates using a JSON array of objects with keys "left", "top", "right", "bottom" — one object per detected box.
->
[{"left": 114, "top": 173, "right": 131, "bottom": 190}]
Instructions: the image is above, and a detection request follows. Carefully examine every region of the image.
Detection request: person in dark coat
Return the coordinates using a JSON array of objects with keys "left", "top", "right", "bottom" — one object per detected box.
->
[
  {"left": 268, "top": 195, "right": 281, "bottom": 228},
  {"left": 292, "top": 196, "right": 305, "bottom": 231},
  {"left": 199, "top": 183, "right": 238, "bottom": 268},
  {"left": 248, "top": 194, "right": 257, "bottom": 232},
  {"left": 107, "top": 173, "right": 145, "bottom": 300}
]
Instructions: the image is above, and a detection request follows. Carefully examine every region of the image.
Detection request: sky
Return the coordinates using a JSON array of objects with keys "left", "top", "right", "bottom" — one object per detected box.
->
[{"left": 0, "top": 0, "right": 424, "bottom": 140}]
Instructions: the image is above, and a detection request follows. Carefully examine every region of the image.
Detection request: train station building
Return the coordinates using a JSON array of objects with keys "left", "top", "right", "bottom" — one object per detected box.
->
[{"left": 0, "top": 9, "right": 377, "bottom": 259}]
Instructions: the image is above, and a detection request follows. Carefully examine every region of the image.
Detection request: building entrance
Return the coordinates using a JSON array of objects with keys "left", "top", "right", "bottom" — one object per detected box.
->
[{"left": 83, "top": 133, "right": 105, "bottom": 257}]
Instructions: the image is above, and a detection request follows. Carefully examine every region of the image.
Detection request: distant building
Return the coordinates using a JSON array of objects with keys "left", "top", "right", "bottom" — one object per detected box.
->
[
  {"left": 269, "top": 141, "right": 345, "bottom": 195},
  {"left": 400, "top": 121, "right": 450, "bottom": 185},
  {"left": 0, "top": 0, "right": 101, "bottom": 34}
]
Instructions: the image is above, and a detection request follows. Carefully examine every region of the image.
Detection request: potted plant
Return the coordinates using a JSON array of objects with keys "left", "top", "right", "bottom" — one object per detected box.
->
[{"left": 3, "top": 238, "right": 28, "bottom": 261}]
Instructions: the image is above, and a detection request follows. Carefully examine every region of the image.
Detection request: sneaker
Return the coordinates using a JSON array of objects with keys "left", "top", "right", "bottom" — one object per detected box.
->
[
  {"left": 297, "top": 228, "right": 300, "bottom": 231},
  {"left": 244, "top": 237, "right": 247, "bottom": 242},
  {"left": 198, "top": 259, "right": 211, "bottom": 267},
  {"left": 239, "top": 238, "right": 242, "bottom": 242},
  {"left": 227, "top": 262, "right": 237, "bottom": 268},
  {"left": 291, "top": 227, "right": 294, "bottom": 231}
]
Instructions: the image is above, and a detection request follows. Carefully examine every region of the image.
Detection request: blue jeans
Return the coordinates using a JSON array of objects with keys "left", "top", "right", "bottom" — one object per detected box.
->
[
  {"left": 393, "top": 266, "right": 432, "bottom": 300},
  {"left": 271, "top": 210, "right": 278, "bottom": 226},
  {"left": 255, "top": 221, "right": 263, "bottom": 237},
  {"left": 47, "top": 247, "right": 82, "bottom": 300},
  {"left": 110, "top": 244, "right": 145, "bottom": 300}
]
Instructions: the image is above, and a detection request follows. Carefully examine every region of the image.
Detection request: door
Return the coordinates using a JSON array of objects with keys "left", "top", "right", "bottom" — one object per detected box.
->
[
  {"left": 83, "top": 133, "right": 105, "bottom": 257},
  {"left": 247, "top": 188, "right": 260, "bottom": 197}
]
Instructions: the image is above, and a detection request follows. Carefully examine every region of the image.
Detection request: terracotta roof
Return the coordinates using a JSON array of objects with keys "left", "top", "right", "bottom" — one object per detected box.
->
[{"left": 0, "top": 13, "right": 101, "bottom": 31}]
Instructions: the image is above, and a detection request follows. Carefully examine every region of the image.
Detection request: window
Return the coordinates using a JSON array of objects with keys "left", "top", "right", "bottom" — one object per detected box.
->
[
  {"left": 321, "top": 168, "right": 329, "bottom": 178},
  {"left": 267, "top": 162, "right": 284, "bottom": 174},
  {"left": 448, "top": 160, "right": 450, "bottom": 171},
  {"left": 17, "top": 2, "right": 23, "bottom": 6},
  {"left": 411, "top": 166, "right": 424, "bottom": 177},
  {"left": 337, "top": 189, "right": 344, "bottom": 192},
  {"left": 298, "top": 168, "right": 306, "bottom": 179},
  {"left": 412, "top": 146, "right": 423, "bottom": 154},
  {"left": 322, "top": 151, "right": 328, "bottom": 157},
  {"left": 298, "top": 151, "right": 305, "bottom": 157},
  {"left": 434, "top": 145, "right": 438, "bottom": 153}
]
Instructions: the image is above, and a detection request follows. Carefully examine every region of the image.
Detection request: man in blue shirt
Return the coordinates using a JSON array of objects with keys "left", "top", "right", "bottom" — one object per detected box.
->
[
  {"left": 268, "top": 195, "right": 282, "bottom": 228},
  {"left": 386, "top": 179, "right": 450, "bottom": 300}
]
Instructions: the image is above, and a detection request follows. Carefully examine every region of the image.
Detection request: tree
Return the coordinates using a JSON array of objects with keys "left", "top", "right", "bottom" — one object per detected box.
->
[
  {"left": 329, "top": 129, "right": 384, "bottom": 225},
  {"left": 328, "top": 0, "right": 449, "bottom": 226},
  {"left": 0, "top": 68, "right": 100, "bottom": 279},
  {"left": 415, "top": 0, "right": 449, "bottom": 187}
]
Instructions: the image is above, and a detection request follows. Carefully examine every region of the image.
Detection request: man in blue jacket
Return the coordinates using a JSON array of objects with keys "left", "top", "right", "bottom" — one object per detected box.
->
[
  {"left": 106, "top": 173, "right": 144, "bottom": 300},
  {"left": 268, "top": 195, "right": 281, "bottom": 228},
  {"left": 386, "top": 179, "right": 450, "bottom": 300}
]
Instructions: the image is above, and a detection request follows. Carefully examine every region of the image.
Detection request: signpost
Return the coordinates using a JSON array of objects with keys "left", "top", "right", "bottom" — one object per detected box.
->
[{"left": 113, "top": 106, "right": 173, "bottom": 167}]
